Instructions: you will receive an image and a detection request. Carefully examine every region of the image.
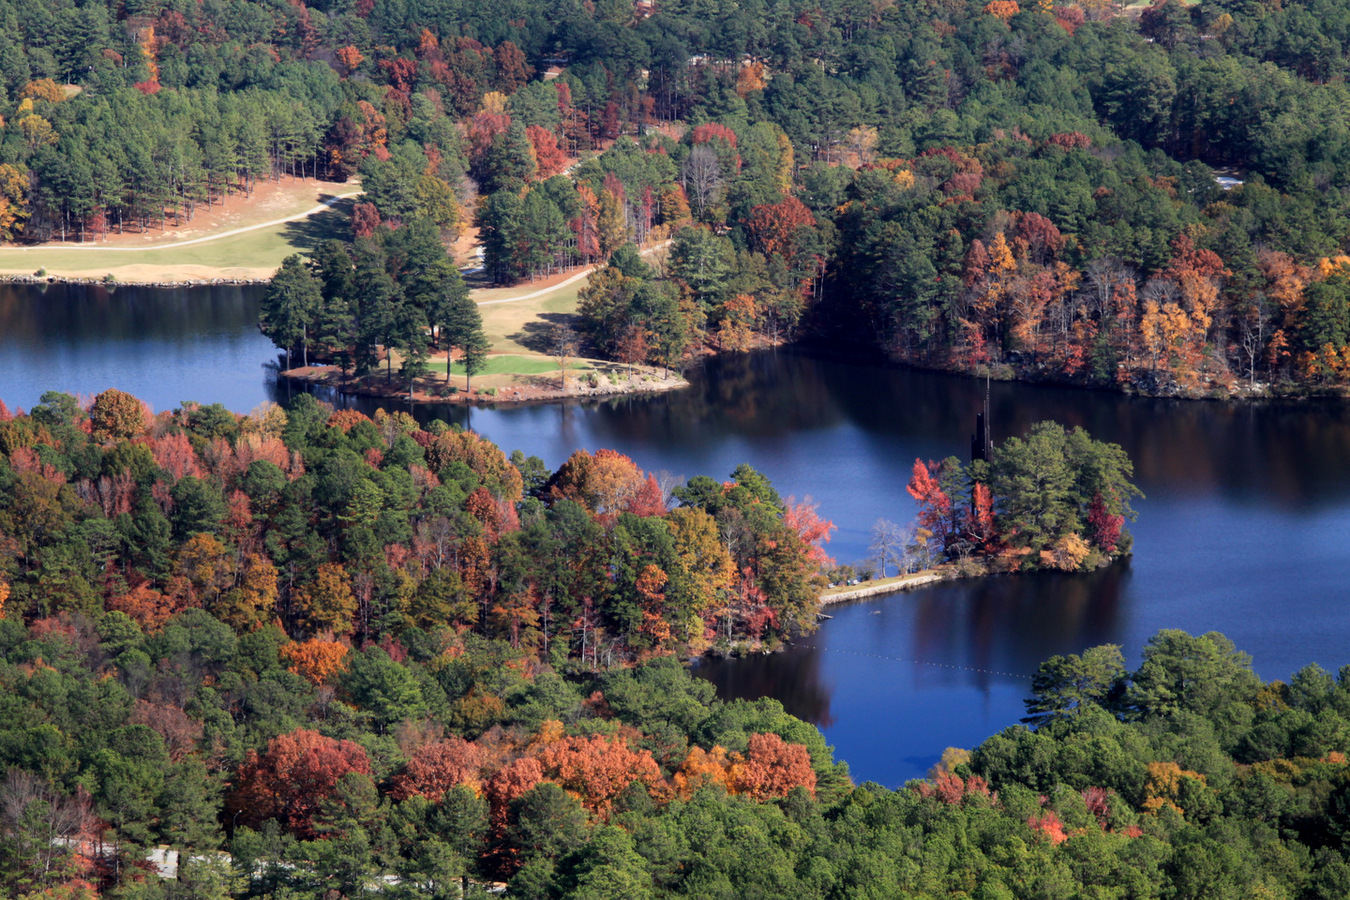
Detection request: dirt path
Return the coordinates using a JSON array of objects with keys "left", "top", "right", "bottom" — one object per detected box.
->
[
  {"left": 474, "top": 240, "right": 671, "bottom": 306},
  {"left": 477, "top": 265, "right": 600, "bottom": 306},
  {"left": 819, "top": 569, "right": 956, "bottom": 605}
]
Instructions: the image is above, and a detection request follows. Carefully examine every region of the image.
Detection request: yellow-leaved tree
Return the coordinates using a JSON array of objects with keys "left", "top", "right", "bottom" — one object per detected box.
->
[{"left": 0, "top": 163, "right": 29, "bottom": 242}]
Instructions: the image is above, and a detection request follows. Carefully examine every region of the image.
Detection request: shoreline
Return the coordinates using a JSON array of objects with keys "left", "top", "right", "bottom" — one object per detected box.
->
[
  {"left": 279, "top": 363, "right": 690, "bottom": 406},
  {"left": 818, "top": 567, "right": 963, "bottom": 606},
  {"left": 792, "top": 339, "right": 1349, "bottom": 405},
  {"left": 0, "top": 272, "right": 270, "bottom": 287},
  {"left": 7, "top": 271, "right": 1341, "bottom": 403},
  {"left": 816, "top": 551, "right": 1131, "bottom": 609}
]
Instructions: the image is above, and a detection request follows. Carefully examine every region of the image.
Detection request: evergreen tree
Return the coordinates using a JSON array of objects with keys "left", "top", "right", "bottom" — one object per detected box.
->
[{"left": 261, "top": 254, "right": 322, "bottom": 369}]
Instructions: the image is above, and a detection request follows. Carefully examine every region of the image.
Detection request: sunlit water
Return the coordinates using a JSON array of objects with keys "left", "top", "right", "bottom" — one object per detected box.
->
[{"left": 5, "top": 282, "right": 1350, "bottom": 784}]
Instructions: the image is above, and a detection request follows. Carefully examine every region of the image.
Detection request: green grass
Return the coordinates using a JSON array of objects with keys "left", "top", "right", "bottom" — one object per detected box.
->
[
  {"left": 478, "top": 284, "right": 583, "bottom": 356},
  {"left": 0, "top": 199, "right": 352, "bottom": 278},
  {"left": 429, "top": 354, "right": 591, "bottom": 376}
]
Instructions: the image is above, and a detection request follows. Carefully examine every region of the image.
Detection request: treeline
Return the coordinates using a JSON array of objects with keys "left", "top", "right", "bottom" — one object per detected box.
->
[
  {"left": 16, "top": 0, "right": 1350, "bottom": 389},
  {"left": 905, "top": 420, "right": 1141, "bottom": 572}
]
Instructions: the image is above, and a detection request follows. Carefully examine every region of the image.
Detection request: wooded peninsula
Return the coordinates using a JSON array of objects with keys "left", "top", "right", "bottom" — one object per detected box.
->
[{"left": 6, "top": 0, "right": 1350, "bottom": 892}]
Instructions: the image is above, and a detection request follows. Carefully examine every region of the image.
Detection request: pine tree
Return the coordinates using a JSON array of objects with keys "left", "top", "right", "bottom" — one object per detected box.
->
[
  {"left": 461, "top": 324, "right": 490, "bottom": 392},
  {"left": 260, "top": 255, "right": 321, "bottom": 369}
]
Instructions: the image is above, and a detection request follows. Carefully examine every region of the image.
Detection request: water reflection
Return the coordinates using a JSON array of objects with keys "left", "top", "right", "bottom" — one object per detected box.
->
[
  {"left": 0, "top": 281, "right": 282, "bottom": 413},
  {"left": 695, "top": 640, "right": 835, "bottom": 727}
]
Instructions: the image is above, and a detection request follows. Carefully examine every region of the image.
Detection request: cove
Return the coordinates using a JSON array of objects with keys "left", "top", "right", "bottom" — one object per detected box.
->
[{"left": 5, "top": 282, "right": 1350, "bottom": 786}]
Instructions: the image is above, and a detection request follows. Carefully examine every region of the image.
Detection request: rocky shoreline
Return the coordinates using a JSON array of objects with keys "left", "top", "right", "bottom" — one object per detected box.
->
[{"left": 0, "top": 273, "right": 268, "bottom": 287}]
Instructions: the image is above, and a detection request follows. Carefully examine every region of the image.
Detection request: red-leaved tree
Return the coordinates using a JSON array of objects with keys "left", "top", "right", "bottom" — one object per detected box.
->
[
  {"left": 228, "top": 729, "right": 372, "bottom": 838},
  {"left": 907, "top": 459, "right": 953, "bottom": 545},
  {"left": 1087, "top": 493, "right": 1124, "bottom": 552},
  {"left": 729, "top": 732, "right": 816, "bottom": 800},
  {"left": 526, "top": 125, "right": 566, "bottom": 179},
  {"left": 391, "top": 738, "right": 482, "bottom": 802},
  {"left": 534, "top": 733, "right": 662, "bottom": 816}
]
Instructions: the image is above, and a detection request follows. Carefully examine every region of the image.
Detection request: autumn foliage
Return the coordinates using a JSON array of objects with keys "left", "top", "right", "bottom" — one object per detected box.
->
[
  {"left": 534, "top": 732, "right": 662, "bottom": 815},
  {"left": 730, "top": 732, "right": 817, "bottom": 800},
  {"left": 88, "top": 389, "right": 147, "bottom": 442},
  {"left": 390, "top": 737, "right": 482, "bottom": 801},
  {"left": 905, "top": 421, "right": 1138, "bottom": 572},
  {"left": 280, "top": 638, "right": 350, "bottom": 684},
  {"left": 228, "top": 729, "right": 373, "bottom": 838}
]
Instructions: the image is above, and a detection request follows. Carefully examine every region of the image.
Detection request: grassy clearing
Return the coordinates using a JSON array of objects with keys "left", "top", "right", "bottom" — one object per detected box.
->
[
  {"left": 478, "top": 283, "right": 583, "bottom": 356},
  {"left": 0, "top": 187, "right": 356, "bottom": 283},
  {"left": 463, "top": 244, "right": 669, "bottom": 381},
  {"left": 429, "top": 354, "right": 590, "bottom": 376}
]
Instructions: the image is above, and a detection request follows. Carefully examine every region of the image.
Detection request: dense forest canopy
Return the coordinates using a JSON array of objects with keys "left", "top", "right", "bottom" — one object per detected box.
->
[
  {"left": 0, "top": 391, "right": 1348, "bottom": 898},
  {"left": 0, "top": 389, "right": 830, "bottom": 658},
  {"left": 10, "top": 0, "right": 1350, "bottom": 392}
]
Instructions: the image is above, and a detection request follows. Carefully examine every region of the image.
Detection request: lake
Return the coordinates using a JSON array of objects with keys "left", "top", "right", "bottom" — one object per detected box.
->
[{"left": 4, "top": 281, "right": 1350, "bottom": 786}]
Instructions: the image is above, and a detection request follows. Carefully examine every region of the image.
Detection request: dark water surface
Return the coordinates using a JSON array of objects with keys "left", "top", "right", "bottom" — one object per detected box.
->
[
  {"left": 0, "top": 281, "right": 283, "bottom": 413},
  {"left": 4, "top": 283, "right": 1350, "bottom": 786}
]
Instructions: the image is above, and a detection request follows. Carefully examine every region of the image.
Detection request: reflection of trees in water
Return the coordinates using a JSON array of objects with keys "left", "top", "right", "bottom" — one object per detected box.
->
[
  {"left": 585, "top": 350, "right": 845, "bottom": 445},
  {"left": 307, "top": 345, "right": 1350, "bottom": 509},
  {"left": 693, "top": 640, "right": 834, "bottom": 728},
  {"left": 0, "top": 282, "right": 261, "bottom": 343},
  {"left": 910, "top": 564, "right": 1127, "bottom": 684},
  {"left": 805, "top": 347, "right": 1350, "bottom": 510}
]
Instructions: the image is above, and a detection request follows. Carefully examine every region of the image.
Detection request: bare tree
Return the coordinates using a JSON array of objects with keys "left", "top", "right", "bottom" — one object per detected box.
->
[
  {"left": 682, "top": 144, "right": 723, "bottom": 219},
  {"left": 1083, "top": 257, "right": 1134, "bottom": 323},
  {"left": 1239, "top": 298, "right": 1271, "bottom": 386},
  {"left": 654, "top": 470, "right": 684, "bottom": 508},
  {"left": 0, "top": 770, "right": 97, "bottom": 889},
  {"left": 870, "top": 518, "right": 907, "bottom": 578},
  {"left": 550, "top": 323, "right": 579, "bottom": 390}
]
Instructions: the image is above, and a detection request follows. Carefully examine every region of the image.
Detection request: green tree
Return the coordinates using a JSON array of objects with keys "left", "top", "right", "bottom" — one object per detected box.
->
[
  {"left": 340, "top": 647, "right": 428, "bottom": 733},
  {"left": 1023, "top": 644, "right": 1127, "bottom": 726},
  {"left": 261, "top": 255, "right": 322, "bottom": 369},
  {"left": 461, "top": 326, "right": 490, "bottom": 393}
]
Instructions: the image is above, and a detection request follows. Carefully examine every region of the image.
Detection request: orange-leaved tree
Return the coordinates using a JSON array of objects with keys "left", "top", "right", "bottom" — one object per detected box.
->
[
  {"left": 89, "top": 389, "right": 147, "bottom": 443},
  {"left": 534, "top": 733, "right": 662, "bottom": 817},
  {"left": 391, "top": 737, "right": 483, "bottom": 802},
  {"left": 228, "top": 729, "right": 372, "bottom": 838},
  {"left": 728, "top": 732, "right": 816, "bottom": 800},
  {"left": 279, "top": 638, "right": 350, "bottom": 685}
]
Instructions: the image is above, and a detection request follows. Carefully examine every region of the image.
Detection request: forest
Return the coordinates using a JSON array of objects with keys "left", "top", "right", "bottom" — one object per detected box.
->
[
  {"left": 0, "top": 391, "right": 1347, "bottom": 898},
  {"left": 0, "top": 389, "right": 831, "bottom": 659},
  {"left": 10, "top": 0, "right": 1350, "bottom": 393}
]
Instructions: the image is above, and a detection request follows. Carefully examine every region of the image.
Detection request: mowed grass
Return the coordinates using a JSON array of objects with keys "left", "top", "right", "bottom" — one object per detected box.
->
[
  {"left": 478, "top": 283, "right": 583, "bottom": 356},
  {"left": 429, "top": 354, "right": 590, "bottom": 376},
  {"left": 0, "top": 195, "right": 355, "bottom": 281}
]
